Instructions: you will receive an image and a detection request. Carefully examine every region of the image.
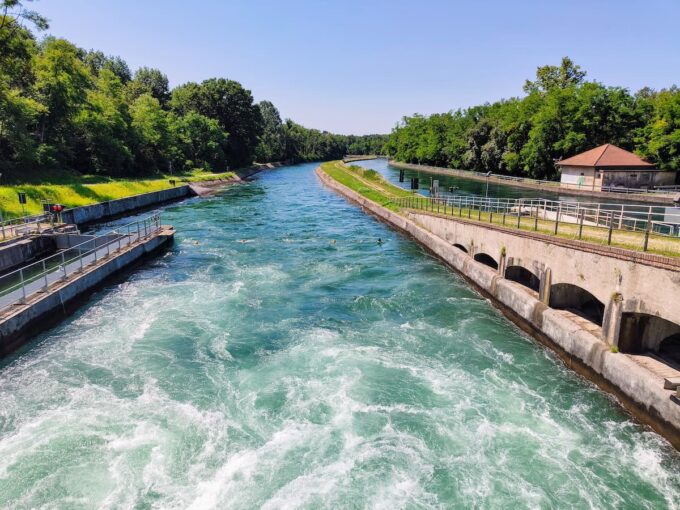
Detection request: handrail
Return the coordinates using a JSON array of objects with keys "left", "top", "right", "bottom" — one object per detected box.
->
[
  {"left": 0, "top": 212, "right": 53, "bottom": 240},
  {"left": 397, "top": 194, "right": 680, "bottom": 243},
  {"left": 430, "top": 193, "right": 680, "bottom": 235},
  {"left": 0, "top": 212, "right": 162, "bottom": 311}
]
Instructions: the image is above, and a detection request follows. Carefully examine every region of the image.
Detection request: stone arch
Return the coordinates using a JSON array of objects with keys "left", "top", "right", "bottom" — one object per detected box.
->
[
  {"left": 505, "top": 265, "right": 540, "bottom": 292},
  {"left": 453, "top": 243, "right": 468, "bottom": 253},
  {"left": 549, "top": 283, "right": 605, "bottom": 326},
  {"left": 473, "top": 252, "right": 498, "bottom": 270},
  {"left": 618, "top": 313, "right": 680, "bottom": 362}
]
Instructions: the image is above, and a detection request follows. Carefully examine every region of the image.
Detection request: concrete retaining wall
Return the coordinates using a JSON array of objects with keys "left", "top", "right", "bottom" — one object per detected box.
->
[
  {"left": 54, "top": 233, "right": 121, "bottom": 250},
  {"left": 407, "top": 212, "right": 680, "bottom": 328},
  {"left": 61, "top": 185, "right": 193, "bottom": 226},
  {"left": 0, "top": 228, "right": 174, "bottom": 356},
  {"left": 0, "top": 236, "right": 56, "bottom": 274},
  {"left": 316, "top": 166, "right": 680, "bottom": 446}
]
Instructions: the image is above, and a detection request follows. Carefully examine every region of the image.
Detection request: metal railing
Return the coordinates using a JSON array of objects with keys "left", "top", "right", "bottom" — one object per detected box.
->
[
  {"left": 396, "top": 194, "right": 680, "bottom": 253},
  {"left": 0, "top": 213, "right": 53, "bottom": 241},
  {"left": 600, "top": 185, "right": 680, "bottom": 195},
  {"left": 0, "top": 212, "right": 162, "bottom": 312}
]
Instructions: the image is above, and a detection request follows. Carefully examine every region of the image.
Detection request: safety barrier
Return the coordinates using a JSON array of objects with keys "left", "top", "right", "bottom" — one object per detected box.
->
[{"left": 0, "top": 212, "right": 161, "bottom": 312}]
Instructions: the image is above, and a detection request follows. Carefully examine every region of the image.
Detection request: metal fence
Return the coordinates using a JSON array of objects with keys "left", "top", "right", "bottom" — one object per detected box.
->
[
  {"left": 396, "top": 194, "right": 680, "bottom": 254},
  {"left": 0, "top": 213, "right": 53, "bottom": 241},
  {"left": 0, "top": 212, "right": 162, "bottom": 312}
]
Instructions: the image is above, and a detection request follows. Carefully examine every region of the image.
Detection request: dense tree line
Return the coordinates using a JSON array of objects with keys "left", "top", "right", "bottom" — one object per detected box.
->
[
  {"left": 386, "top": 57, "right": 680, "bottom": 180},
  {"left": 0, "top": 1, "right": 386, "bottom": 180}
]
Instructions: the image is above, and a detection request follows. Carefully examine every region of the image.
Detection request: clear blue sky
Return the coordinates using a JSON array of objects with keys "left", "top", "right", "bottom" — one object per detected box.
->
[{"left": 37, "top": 0, "right": 680, "bottom": 135}]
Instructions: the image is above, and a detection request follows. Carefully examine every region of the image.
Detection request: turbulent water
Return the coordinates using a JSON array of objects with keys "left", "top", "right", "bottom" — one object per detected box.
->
[{"left": 0, "top": 162, "right": 679, "bottom": 509}]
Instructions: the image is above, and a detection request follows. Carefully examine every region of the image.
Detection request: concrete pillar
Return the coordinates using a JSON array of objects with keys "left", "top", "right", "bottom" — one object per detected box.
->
[
  {"left": 498, "top": 249, "right": 507, "bottom": 276},
  {"left": 538, "top": 267, "right": 552, "bottom": 305},
  {"left": 602, "top": 293, "right": 624, "bottom": 346}
]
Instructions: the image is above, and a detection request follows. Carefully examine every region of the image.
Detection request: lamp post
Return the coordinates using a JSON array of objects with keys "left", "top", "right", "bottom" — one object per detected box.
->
[{"left": 484, "top": 171, "right": 492, "bottom": 213}]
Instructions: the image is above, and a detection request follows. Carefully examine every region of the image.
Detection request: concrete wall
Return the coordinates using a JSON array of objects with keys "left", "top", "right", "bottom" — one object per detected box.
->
[
  {"left": 655, "top": 171, "right": 678, "bottom": 187},
  {"left": 560, "top": 166, "right": 597, "bottom": 190},
  {"left": 0, "top": 236, "right": 56, "bottom": 274},
  {"left": 54, "top": 233, "right": 121, "bottom": 250},
  {"left": 407, "top": 211, "right": 680, "bottom": 330},
  {"left": 316, "top": 166, "right": 680, "bottom": 445},
  {"left": 61, "top": 185, "right": 193, "bottom": 226},
  {"left": 0, "top": 228, "right": 174, "bottom": 356}
]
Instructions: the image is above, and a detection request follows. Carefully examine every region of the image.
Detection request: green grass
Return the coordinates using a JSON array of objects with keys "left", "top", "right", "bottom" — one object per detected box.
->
[
  {"left": 321, "top": 161, "right": 410, "bottom": 211},
  {"left": 0, "top": 170, "right": 236, "bottom": 217},
  {"left": 320, "top": 161, "right": 680, "bottom": 259}
]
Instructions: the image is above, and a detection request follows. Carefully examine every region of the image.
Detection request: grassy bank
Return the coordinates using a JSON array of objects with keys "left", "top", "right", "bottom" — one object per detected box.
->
[
  {"left": 320, "top": 161, "right": 680, "bottom": 258},
  {"left": 320, "top": 161, "right": 410, "bottom": 211},
  {"left": 0, "top": 170, "right": 236, "bottom": 217}
]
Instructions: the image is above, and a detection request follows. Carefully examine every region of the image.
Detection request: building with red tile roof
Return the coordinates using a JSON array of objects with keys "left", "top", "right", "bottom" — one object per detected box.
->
[{"left": 556, "top": 144, "right": 673, "bottom": 191}]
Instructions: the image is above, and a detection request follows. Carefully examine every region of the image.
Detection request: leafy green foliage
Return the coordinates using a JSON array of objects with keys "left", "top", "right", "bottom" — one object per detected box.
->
[
  {"left": 387, "top": 58, "right": 680, "bottom": 179},
  {"left": 0, "top": 3, "right": 386, "bottom": 182}
]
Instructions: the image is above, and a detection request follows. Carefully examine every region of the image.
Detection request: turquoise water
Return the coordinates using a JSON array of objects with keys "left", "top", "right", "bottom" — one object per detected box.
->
[{"left": 0, "top": 162, "right": 679, "bottom": 508}]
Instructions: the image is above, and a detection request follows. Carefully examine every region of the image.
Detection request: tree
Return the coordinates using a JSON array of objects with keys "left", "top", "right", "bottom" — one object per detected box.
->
[
  {"left": 637, "top": 87, "right": 680, "bottom": 170},
  {"left": 127, "top": 67, "right": 170, "bottom": 106},
  {"left": 0, "top": 0, "right": 48, "bottom": 56},
  {"left": 33, "top": 38, "right": 91, "bottom": 164},
  {"left": 255, "top": 100, "right": 284, "bottom": 162},
  {"left": 130, "top": 93, "right": 171, "bottom": 172},
  {"left": 171, "top": 78, "right": 262, "bottom": 168},
  {"left": 0, "top": 19, "right": 40, "bottom": 175},
  {"left": 523, "top": 56, "right": 586, "bottom": 94},
  {"left": 83, "top": 50, "right": 132, "bottom": 83},
  {"left": 74, "top": 69, "right": 133, "bottom": 175},
  {"left": 1, "top": 0, "right": 388, "bottom": 179},
  {"left": 170, "top": 111, "right": 227, "bottom": 171}
]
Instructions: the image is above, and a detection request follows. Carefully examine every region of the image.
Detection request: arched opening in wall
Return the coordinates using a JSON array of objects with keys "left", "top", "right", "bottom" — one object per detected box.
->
[
  {"left": 660, "top": 334, "right": 680, "bottom": 366},
  {"left": 473, "top": 253, "right": 498, "bottom": 270},
  {"left": 618, "top": 313, "right": 680, "bottom": 366},
  {"left": 453, "top": 243, "right": 468, "bottom": 253},
  {"left": 505, "top": 266, "right": 540, "bottom": 292},
  {"left": 549, "top": 283, "right": 605, "bottom": 326}
]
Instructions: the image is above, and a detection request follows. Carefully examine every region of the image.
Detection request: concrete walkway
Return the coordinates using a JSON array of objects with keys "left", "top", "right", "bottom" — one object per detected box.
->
[
  {"left": 628, "top": 354, "right": 680, "bottom": 382},
  {"left": 0, "top": 230, "right": 143, "bottom": 315}
]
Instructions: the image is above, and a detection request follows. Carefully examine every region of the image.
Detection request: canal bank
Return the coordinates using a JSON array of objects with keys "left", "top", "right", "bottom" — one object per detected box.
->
[
  {"left": 316, "top": 165, "right": 680, "bottom": 448},
  {"left": 61, "top": 165, "right": 266, "bottom": 227},
  {"left": 388, "top": 159, "right": 679, "bottom": 205}
]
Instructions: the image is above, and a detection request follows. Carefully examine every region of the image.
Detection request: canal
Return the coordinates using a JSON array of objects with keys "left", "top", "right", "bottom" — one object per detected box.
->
[{"left": 0, "top": 162, "right": 678, "bottom": 508}]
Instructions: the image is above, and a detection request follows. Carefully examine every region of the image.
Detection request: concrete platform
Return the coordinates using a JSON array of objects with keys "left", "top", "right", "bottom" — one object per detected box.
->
[{"left": 0, "top": 226, "right": 174, "bottom": 357}]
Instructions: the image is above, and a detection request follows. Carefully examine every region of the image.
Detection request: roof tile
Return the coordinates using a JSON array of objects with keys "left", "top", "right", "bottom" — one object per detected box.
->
[{"left": 557, "top": 144, "right": 654, "bottom": 168}]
